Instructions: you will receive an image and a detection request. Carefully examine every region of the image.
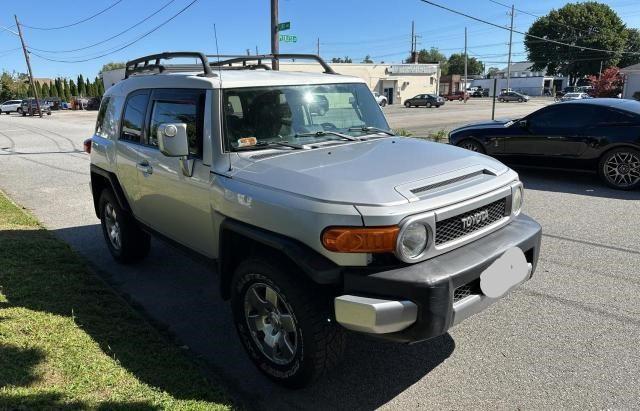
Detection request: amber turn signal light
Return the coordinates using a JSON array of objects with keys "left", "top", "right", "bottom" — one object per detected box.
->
[{"left": 322, "top": 226, "right": 399, "bottom": 253}]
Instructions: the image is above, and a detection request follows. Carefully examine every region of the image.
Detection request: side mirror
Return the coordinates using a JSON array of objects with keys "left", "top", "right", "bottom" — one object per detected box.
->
[
  {"left": 157, "top": 123, "right": 189, "bottom": 157},
  {"left": 517, "top": 120, "right": 529, "bottom": 128}
]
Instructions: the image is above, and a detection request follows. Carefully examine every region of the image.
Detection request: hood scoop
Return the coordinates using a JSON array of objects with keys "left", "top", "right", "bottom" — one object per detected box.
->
[{"left": 397, "top": 166, "right": 500, "bottom": 202}]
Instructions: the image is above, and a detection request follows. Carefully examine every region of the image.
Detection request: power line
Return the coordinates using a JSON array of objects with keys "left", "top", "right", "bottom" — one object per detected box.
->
[
  {"left": 29, "top": 0, "right": 199, "bottom": 63},
  {"left": 29, "top": 0, "right": 178, "bottom": 53},
  {"left": 418, "top": 0, "right": 640, "bottom": 55},
  {"left": 21, "top": 0, "right": 124, "bottom": 30}
]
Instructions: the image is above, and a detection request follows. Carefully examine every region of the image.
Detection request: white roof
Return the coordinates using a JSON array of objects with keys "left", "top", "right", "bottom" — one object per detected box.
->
[{"left": 107, "top": 69, "right": 365, "bottom": 96}]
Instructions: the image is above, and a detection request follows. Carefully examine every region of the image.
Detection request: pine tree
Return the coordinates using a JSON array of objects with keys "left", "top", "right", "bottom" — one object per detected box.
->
[
  {"left": 69, "top": 79, "right": 77, "bottom": 97},
  {"left": 77, "top": 75, "right": 86, "bottom": 97},
  {"left": 63, "top": 78, "right": 71, "bottom": 101},
  {"left": 42, "top": 83, "right": 50, "bottom": 98},
  {"left": 95, "top": 76, "right": 104, "bottom": 96},
  {"left": 50, "top": 82, "right": 58, "bottom": 97},
  {"left": 56, "top": 78, "right": 64, "bottom": 98}
]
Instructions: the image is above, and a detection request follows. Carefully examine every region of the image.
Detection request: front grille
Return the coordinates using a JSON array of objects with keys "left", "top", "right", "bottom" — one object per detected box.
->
[
  {"left": 435, "top": 198, "right": 507, "bottom": 245},
  {"left": 453, "top": 279, "right": 481, "bottom": 303}
]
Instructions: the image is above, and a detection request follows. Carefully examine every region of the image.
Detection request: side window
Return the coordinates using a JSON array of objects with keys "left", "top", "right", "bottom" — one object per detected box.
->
[
  {"left": 597, "top": 109, "right": 638, "bottom": 126},
  {"left": 530, "top": 105, "right": 593, "bottom": 129},
  {"left": 121, "top": 91, "right": 150, "bottom": 142},
  {"left": 148, "top": 89, "right": 205, "bottom": 158},
  {"left": 95, "top": 97, "right": 110, "bottom": 138}
]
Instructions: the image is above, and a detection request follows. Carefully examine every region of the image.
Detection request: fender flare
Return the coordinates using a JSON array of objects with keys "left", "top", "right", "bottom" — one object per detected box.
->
[{"left": 90, "top": 164, "right": 131, "bottom": 217}]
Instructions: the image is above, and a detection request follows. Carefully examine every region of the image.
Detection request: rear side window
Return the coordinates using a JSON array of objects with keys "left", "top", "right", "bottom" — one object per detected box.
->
[
  {"left": 95, "top": 97, "right": 111, "bottom": 137},
  {"left": 148, "top": 89, "right": 206, "bottom": 158},
  {"left": 596, "top": 108, "right": 639, "bottom": 126},
  {"left": 121, "top": 91, "right": 150, "bottom": 142}
]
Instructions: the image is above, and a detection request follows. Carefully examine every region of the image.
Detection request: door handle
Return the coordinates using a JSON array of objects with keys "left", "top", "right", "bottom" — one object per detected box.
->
[
  {"left": 136, "top": 161, "right": 153, "bottom": 174},
  {"left": 547, "top": 136, "right": 564, "bottom": 140}
]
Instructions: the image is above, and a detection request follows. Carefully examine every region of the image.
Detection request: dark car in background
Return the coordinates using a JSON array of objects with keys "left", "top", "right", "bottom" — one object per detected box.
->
[
  {"left": 403, "top": 93, "right": 444, "bottom": 108},
  {"left": 449, "top": 99, "right": 640, "bottom": 190},
  {"left": 442, "top": 90, "right": 468, "bottom": 101},
  {"left": 498, "top": 91, "right": 529, "bottom": 103}
]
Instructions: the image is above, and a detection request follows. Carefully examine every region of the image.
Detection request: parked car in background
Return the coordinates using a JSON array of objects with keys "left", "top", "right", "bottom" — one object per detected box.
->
[
  {"left": 86, "top": 97, "right": 102, "bottom": 111},
  {"left": 498, "top": 91, "right": 529, "bottom": 103},
  {"left": 449, "top": 99, "right": 640, "bottom": 190},
  {"left": 471, "top": 88, "right": 488, "bottom": 97},
  {"left": 0, "top": 99, "right": 22, "bottom": 114},
  {"left": 403, "top": 93, "right": 444, "bottom": 108},
  {"left": 373, "top": 91, "right": 388, "bottom": 107},
  {"left": 20, "top": 99, "right": 52, "bottom": 116},
  {"left": 442, "top": 90, "right": 468, "bottom": 101},
  {"left": 561, "top": 92, "right": 590, "bottom": 102}
]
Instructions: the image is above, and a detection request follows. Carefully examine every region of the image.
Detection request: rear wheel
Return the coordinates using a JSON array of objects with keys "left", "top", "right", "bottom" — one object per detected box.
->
[
  {"left": 457, "top": 139, "right": 485, "bottom": 154},
  {"left": 231, "top": 258, "right": 345, "bottom": 388},
  {"left": 598, "top": 148, "right": 640, "bottom": 190},
  {"left": 99, "top": 189, "right": 150, "bottom": 263},
  {"left": 404, "top": 101, "right": 411, "bottom": 108}
]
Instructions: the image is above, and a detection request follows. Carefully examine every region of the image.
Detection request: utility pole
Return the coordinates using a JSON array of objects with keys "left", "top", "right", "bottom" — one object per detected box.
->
[
  {"left": 317, "top": 37, "right": 320, "bottom": 56},
  {"left": 599, "top": 60, "right": 603, "bottom": 79},
  {"left": 506, "top": 4, "right": 515, "bottom": 91},
  {"left": 270, "top": 0, "right": 279, "bottom": 70},
  {"left": 14, "top": 15, "right": 42, "bottom": 118},
  {"left": 256, "top": 45, "right": 259, "bottom": 55},
  {"left": 411, "top": 21, "right": 416, "bottom": 63},
  {"left": 464, "top": 26, "right": 468, "bottom": 103}
]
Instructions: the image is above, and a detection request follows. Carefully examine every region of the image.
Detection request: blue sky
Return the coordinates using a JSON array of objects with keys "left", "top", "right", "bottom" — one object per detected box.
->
[{"left": 1, "top": 0, "right": 639, "bottom": 79}]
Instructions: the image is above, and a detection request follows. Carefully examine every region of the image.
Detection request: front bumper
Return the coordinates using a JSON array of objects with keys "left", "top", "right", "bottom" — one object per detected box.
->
[{"left": 336, "top": 214, "right": 541, "bottom": 343}]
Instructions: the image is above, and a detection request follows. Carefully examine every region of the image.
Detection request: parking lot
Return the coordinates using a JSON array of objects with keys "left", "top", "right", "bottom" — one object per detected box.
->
[{"left": 1, "top": 104, "right": 639, "bottom": 409}]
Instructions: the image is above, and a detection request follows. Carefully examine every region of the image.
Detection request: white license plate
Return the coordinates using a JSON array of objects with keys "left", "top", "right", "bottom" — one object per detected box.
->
[{"left": 480, "top": 247, "right": 530, "bottom": 298}]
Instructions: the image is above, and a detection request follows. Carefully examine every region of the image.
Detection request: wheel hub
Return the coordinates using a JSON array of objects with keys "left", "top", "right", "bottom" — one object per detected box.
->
[{"left": 244, "top": 283, "right": 298, "bottom": 364}]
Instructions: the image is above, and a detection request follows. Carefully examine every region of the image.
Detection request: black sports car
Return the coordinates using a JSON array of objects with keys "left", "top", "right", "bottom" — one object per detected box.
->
[{"left": 449, "top": 99, "right": 640, "bottom": 190}]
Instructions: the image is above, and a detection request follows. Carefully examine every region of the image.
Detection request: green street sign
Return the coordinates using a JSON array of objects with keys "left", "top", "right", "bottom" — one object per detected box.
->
[
  {"left": 279, "top": 34, "right": 297, "bottom": 43},
  {"left": 277, "top": 21, "right": 291, "bottom": 31}
]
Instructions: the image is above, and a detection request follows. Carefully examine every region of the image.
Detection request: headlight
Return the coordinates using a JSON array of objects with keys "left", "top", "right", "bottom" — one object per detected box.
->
[
  {"left": 512, "top": 185, "right": 524, "bottom": 215},
  {"left": 399, "top": 222, "right": 428, "bottom": 259}
]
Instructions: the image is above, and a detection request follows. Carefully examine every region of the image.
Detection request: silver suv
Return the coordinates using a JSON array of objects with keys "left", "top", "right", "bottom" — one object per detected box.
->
[{"left": 87, "top": 52, "right": 541, "bottom": 387}]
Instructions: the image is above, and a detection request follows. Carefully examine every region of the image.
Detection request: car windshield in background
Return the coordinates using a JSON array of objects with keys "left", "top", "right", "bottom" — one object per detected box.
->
[{"left": 223, "top": 83, "right": 390, "bottom": 151}]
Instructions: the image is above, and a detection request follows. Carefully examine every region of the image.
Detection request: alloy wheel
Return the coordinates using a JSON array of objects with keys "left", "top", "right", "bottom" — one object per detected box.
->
[
  {"left": 244, "top": 282, "right": 298, "bottom": 365},
  {"left": 461, "top": 141, "right": 480, "bottom": 152},
  {"left": 603, "top": 151, "right": 640, "bottom": 188},
  {"left": 104, "top": 203, "right": 121, "bottom": 250}
]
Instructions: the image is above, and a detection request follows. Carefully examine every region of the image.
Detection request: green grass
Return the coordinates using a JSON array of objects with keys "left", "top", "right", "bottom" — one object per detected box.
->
[{"left": 0, "top": 192, "right": 233, "bottom": 410}]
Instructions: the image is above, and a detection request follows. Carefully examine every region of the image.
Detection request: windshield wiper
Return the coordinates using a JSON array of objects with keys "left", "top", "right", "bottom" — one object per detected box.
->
[
  {"left": 234, "top": 141, "right": 304, "bottom": 151},
  {"left": 348, "top": 126, "right": 395, "bottom": 136},
  {"left": 294, "top": 131, "right": 359, "bottom": 141}
]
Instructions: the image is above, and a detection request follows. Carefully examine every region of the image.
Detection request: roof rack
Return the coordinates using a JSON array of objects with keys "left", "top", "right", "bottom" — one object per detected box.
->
[
  {"left": 125, "top": 51, "right": 215, "bottom": 79},
  {"left": 207, "top": 54, "right": 337, "bottom": 74}
]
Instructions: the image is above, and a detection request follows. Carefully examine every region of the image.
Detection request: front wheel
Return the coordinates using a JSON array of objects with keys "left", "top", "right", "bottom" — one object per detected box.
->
[
  {"left": 598, "top": 148, "right": 640, "bottom": 190},
  {"left": 231, "top": 258, "right": 346, "bottom": 388},
  {"left": 518, "top": 98, "right": 524, "bottom": 102},
  {"left": 457, "top": 139, "right": 484, "bottom": 153},
  {"left": 380, "top": 100, "right": 387, "bottom": 107}
]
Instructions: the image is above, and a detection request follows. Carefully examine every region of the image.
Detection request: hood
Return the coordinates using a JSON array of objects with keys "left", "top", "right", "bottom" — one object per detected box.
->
[
  {"left": 452, "top": 119, "right": 511, "bottom": 133},
  {"left": 230, "top": 138, "right": 509, "bottom": 206}
]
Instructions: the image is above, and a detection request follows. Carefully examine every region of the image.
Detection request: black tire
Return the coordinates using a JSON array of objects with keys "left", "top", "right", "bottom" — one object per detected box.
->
[
  {"left": 499, "top": 98, "right": 505, "bottom": 103},
  {"left": 426, "top": 102, "right": 432, "bottom": 108},
  {"left": 46, "top": 111, "right": 51, "bottom": 116},
  {"left": 231, "top": 257, "right": 346, "bottom": 388},
  {"left": 380, "top": 100, "right": 387, "bottom": 107},
  {"left": 404, "top": 101, "right": 411, "bottom": 108},
  {"left": 99, "top": 189, "right": 150, "bottom": 263},
  {"left": 598, "top": 147, "right": 640, "bottom": 190},
  {"left": 518, "top": 98, "right": 523, "bottom": 102},
  {"left": 17, "top": 108, "right": 22, "bottom": 115},
  {"left": 457, "top": 139, "right": 485, "bottom": 154}
]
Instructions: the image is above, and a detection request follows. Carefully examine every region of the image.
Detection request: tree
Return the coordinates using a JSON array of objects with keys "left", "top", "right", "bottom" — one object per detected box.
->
[
  {"left": 588, "top": 66, "right": 623, "bottom": 97},
  {"left": 525, "top": 2, "right": 627, "bottom": 84},
  {"left": 41, "top": 82, "right": 50, "bottom": 98},
  {"left": 99, "top": 62, "right": 126, "bottom": 74},
  {"left": 63, "top": 78, "right": 71, "bottom": 101},
  {"left": 406, "top": 47, "right": 449, "bottom": 75},
  {"left": 447, "top": 53, "right": 484, "bottom": 75},
  {"left": 0, "top": 72, "right": 14, "bottom": 101},
  {"left": 56, "top": 78, "right": 64, "bottom": 98},
  {"left": 95, "top": 76, "right": 104, "bottom": 96},
  {"left": 49, "top": 81, "right": 58, "bottom": 97},
  {"left": 331, "top": 56, "right": 352, "bottom": 63},
  {"left": 619, "top": 28, "right": 640, "bottom": 68},
  {"left": 77, "top": 75, "right": 86, "bottom": 97},
  {"left": 361, "top": 55, "right": 373, "bottom": 63},
  {"left": 486, "top": 67, "right": 500, "bottom": 78},
  {"left": 35, "top": 81, "right": 42, "bottom": 99},
  {"left": 69, "top": 79, "right": 77, "bottom": 96}
]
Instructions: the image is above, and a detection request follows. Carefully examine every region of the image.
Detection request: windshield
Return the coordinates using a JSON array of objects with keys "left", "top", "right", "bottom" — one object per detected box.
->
[{"left": 222, "top": 83, "right": 390, "bottom": 151}]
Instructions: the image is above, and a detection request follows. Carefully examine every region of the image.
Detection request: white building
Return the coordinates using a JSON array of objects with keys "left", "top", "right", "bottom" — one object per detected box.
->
[
  {"left": 621, "top": 63, "right": 640, "bottom": 100},
  {"left": 472, "top": 62, "right": 566, "bottom": 96}
]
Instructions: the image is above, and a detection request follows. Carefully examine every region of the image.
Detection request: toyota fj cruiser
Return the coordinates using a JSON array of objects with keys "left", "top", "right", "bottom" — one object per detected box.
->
[{"left": 87, "top": 52, "right": 541, "bottom": 387}]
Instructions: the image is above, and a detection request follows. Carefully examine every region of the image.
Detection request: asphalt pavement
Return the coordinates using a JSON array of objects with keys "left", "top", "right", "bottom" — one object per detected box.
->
[{"left": 0, "top": 107, "right": 639, "bottom": 409}]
